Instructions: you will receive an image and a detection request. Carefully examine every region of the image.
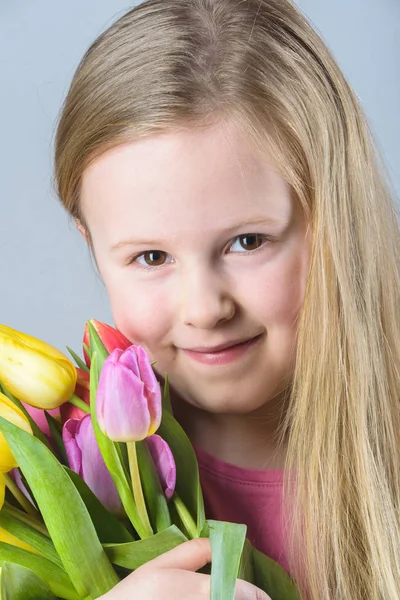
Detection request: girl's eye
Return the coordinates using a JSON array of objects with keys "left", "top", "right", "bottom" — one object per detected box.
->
[
  {"left": 131, "top": 250, "right": 170, "bottom": 268},
  {"left": 228, "top": 234, "right": 268, "bottom": 253}
]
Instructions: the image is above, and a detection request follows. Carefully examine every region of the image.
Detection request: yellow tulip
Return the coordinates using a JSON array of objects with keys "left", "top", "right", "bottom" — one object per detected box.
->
[
  {"left": 0, "top": 527, "right": 42, "bottom": 555},
  {"left": 0, "top": 393, "right": 32, "bottom": 472},
  {"left": 0, "top": 473, "right": 5, "bottom": 509},
  {"left": 0, "top": 325, "right": 77, "bottom": 410}
]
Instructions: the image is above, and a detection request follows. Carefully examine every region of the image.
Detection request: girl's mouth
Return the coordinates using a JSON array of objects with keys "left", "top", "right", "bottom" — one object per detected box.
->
[{"left": 181, "top": 334, "right": 264, "bottom": 366}]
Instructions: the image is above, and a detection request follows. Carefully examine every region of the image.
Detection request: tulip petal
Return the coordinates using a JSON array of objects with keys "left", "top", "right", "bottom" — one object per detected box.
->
[
  {"left": 64, "top": 416, "right": 123, "bottom": 515},
  {"left": 96, "top": 354, "right": 151, "bottom": 441},
  {"left": 63, "top": 419, "right": 83, "bottom": 476},
  {"left": 83, "top": 320, "right": 131, "bottom": 367},
  {"left": 136, "top": 346, "right": 162, "bottom": 435},
  {"left": 78, "top": 416, "right": 123, "bottom": 515},
  {"left": 147, "top": 434, "right": 176, "bottom": 500},
  {"left": 118, "top": 345, "right": 161, "bottom": 434}
]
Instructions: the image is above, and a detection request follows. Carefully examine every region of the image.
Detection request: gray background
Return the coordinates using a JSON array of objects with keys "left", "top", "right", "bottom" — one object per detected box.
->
[{"left": 1, "top": 0, "right": 399, "bottom": 354}]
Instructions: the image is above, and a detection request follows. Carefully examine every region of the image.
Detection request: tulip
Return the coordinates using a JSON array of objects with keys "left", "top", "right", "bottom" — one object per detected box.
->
[
  {"left": 96, "top": 346, "right": 161, "bottom": 442},
  {"left": 60, "top": 368, "right": 90, "bottom": 424},
  {"left": 63, "top": 416, "right": 123, "bottom": 515},
  {"left": 0, "top": 393, "right": 32, "bottom": 472},
  {"left": 146, "top": 434, "right": 176, "bottom": 500},
  {"left": 0, "top": 325, "right": 77, "bottom": 410},
  {"left": 83, "top": 320, "right": 131, "bottom": 367}
]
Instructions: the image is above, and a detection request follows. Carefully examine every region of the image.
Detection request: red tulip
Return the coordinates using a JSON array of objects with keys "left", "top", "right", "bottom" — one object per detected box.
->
[{"left": 83, "top": 320, "right": 131, "bottom": 367}]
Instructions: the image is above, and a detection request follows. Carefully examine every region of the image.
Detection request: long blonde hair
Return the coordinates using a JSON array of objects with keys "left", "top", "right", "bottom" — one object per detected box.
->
[{"left": 54, "top": 1, "right": 400, "bottom": 598}]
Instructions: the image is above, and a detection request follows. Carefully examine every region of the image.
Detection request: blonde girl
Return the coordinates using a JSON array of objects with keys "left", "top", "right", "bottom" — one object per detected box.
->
[{"left": 54, "top": 0, "right": 400, "bottom": 598}]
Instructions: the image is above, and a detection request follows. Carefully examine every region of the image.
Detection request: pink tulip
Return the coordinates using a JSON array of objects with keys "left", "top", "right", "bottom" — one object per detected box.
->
[
  {"left": 83, "top": 320, "right": 131, "bottom": 367},
  {"left": 146, "top": 434, "right": 176, "bottom": 500},
  {"left": 96, "top": 346, "right": 161, "bottom": 442},
  {"left": 63, "top": 416, "right": 122, "bottom": 514}
]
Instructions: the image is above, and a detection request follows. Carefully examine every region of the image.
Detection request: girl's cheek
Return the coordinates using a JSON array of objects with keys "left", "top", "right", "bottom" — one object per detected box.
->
[
  {"left": 109, "top": 283, "right": 170, "bottom": 347},
  {"left": 255, "top": 253, "right": 308, "bottom": 325}
]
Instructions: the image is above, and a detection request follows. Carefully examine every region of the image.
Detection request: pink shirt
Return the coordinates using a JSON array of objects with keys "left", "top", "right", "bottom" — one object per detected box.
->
[{"left": 195, "top": 445, "right": 290, "bottom": 574}]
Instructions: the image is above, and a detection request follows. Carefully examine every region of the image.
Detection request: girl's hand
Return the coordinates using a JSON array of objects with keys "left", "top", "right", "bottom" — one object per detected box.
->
[{"left": 100, "top": 538, "right": 271, "bottom": 599}]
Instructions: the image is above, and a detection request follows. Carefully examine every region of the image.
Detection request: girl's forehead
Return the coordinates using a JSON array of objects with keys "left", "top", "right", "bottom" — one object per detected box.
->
[{"left": 80, "top": 121, "right": 293, "bottom": 236}]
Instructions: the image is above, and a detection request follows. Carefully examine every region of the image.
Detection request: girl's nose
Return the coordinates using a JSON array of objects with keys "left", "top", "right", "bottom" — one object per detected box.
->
[{"left": 180, "top": 266, "right": 236, "bottom": 330}]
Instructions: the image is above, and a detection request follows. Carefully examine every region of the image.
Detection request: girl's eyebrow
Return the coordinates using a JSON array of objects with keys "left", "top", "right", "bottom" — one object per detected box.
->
[{"left": 109, "top": 215, "right": 284, "bottom": 252}]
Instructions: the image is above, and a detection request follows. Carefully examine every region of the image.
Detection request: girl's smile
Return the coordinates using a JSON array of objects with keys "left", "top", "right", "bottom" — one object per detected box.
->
[{"left": 179, "top": 332, "right": 265, "bottom": 366}]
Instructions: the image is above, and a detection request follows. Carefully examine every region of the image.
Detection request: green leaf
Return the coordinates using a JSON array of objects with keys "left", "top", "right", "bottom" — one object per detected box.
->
[
  {"left": 1, "top": 562, "right": 57, "bottom": 600},
  {"left": 238, "top": 538, "right": 255, "bottom": 585},
  {"left": 201, "top": 520, "right": 247, "bottom": 600},
  {"left": 44, "top": 412, "right": 68, "bottom": 465},
  {"left": 161, "top": 374, "right": 172, "bottom": 414},
  {"left": 0, "top": 511, "right": 62, "bottom": 567},
  {"left": 2, "top": 503, "right": 49, "bottom": 538},
  {"left": 252, "top": 547, "right": 301, "bottom": 600},
  {"left": 104, "top": 525, "right": 187, "bottom": 569},
  {"left": 0, "top": 383, "right": 51, "bottom": 451},
  {"left": 157, "top": 411, "right": 205, "bottom": 533},
  {"left": 66, "top": 346, "right": 90, "bottom": 374},
  {"left": 0, "top": 545, "right": 80, "bottom": 600},
  {"left": 87, "top": 322, "right": 109, "bottom": 371},
  {"left": 89, "top": 353, "right": 146, "bottom": 539},
  {"left": 136, "top": 440, "right": 171, "bottom": 533},
  {"left": 64, "top": 466, "right": 133, "bottom": 544},
  {"left": 0, "top": 416, "right": 120, "bottom": 599}
]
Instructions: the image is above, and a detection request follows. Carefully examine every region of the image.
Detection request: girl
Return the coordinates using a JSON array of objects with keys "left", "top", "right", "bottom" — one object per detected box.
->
[{"left": 54, "top": 0, "right": 400, "bottom": 598}]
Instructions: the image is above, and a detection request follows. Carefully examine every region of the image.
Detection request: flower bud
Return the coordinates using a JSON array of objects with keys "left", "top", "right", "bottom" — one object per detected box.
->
[
  {"left": 0, "top": 325, "right": 77, "bottom": 409},
  {"left": 96, "top": 346, "right": 161, "bottom": 442},
  {"left": 83, "top": 320, "right": 131, "bottom": 367}
]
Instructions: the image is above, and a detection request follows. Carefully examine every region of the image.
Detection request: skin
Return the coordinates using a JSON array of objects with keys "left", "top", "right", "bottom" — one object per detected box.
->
[{"left": 80, "top": 118, "right": 311, "bottom": 470}]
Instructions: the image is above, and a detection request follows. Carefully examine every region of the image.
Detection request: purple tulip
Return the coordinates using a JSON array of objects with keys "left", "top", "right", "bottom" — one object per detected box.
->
[
  {"left": 96, "top": 346, "right": 162, "bottom": 442},
  {"left": 146, "top": 434, "right": 176, "bottom": 500},
  {"left": 62, "top": 416, "right": 123, "bottom": 515}
]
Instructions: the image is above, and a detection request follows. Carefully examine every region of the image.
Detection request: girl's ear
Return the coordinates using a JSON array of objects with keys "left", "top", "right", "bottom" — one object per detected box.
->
[{"left": 75, "top": 219, "right": 88, "bottom": 242}]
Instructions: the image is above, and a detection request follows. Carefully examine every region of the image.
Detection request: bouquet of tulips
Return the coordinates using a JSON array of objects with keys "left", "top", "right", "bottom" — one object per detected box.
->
[{"left": 0, "top": 320, "right": 300, "bottom": 600}]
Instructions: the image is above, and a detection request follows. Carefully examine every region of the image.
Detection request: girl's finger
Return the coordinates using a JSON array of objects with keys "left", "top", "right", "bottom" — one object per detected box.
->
[{"left": 235, "top": 578, "right": 272, "bottom": 600}]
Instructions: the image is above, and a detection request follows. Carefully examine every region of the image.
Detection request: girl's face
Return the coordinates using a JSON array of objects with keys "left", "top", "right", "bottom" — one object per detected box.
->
[{"left": 81, "top": 120, "right": 311, "bottom": 416}]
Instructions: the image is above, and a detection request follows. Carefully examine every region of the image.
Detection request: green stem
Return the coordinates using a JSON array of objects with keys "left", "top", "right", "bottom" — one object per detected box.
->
[
  {"left": 3, "top": 502, "right": 49, "bottom": 537},
  {"left": 68, "top": 394, "right": 91, "bottom": 414},
  {"left": 4, "top": 474, "right": 40, "bottom": 518},
  {"left": 172, "top": 492, "right": 198, "bottom": 539},
  {"left": 127, "top": 441, "right": 153, "bottom": 538}
]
